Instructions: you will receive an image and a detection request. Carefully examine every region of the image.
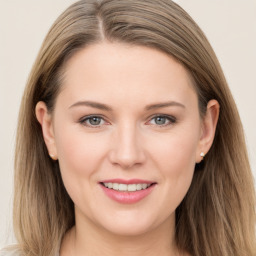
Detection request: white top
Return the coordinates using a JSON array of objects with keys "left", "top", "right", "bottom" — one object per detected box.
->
[
  {"left": 0, "top": 249, "right": 20, "bottom": 256},
  {"left": 0, "top": 248, "right": 59, "bottom": 256}
]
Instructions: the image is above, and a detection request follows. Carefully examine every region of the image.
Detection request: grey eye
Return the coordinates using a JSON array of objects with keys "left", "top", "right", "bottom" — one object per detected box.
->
[
  {"left": 148, "top": 115, "right": 176, "bottom": 126},
  {"left": 87, "top": 117, "right": 102, "bottom": 126},
  {"left": 154, "top": 116, "right": 168, "bottom": 125}
]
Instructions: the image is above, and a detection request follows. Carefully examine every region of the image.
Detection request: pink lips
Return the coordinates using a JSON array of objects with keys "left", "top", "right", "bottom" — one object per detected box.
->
[{"left": 99, "top": 179, "right": 156, "bottom": 204}]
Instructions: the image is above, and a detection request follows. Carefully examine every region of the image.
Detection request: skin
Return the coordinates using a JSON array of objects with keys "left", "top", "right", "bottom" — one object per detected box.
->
[{"left": 36, "top": 42, "right": 219, "bottom": 256}]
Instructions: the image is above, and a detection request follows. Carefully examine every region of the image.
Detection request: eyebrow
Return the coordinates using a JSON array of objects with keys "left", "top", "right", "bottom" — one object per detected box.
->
[
  {"left": 69, "top": 100, "right": 185, "bottom": 111},
  {"left": 145, "top": 101, "right": 185, "bottom": 111},
  {"left": 69, "top": 101, "right": 113, "bottom": 111}
]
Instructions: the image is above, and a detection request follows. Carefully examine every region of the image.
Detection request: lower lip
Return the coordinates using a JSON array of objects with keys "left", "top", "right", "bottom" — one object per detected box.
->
[{"left": 100, "top": 184, "right": 156, "bottom": 204}]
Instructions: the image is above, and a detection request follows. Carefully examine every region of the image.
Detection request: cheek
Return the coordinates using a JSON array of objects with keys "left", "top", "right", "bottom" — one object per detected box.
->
[
  {"left": 53, "top": 124, "right": 109, "bottom": 200},
  {"left": 148, "top": 127, "right": 200, "bottom": 203},
  {"left": 150, "top": 129, "right": 199, "bottom": 173},
  {"left": 55, "top": 133, "right": 112, "bottom": 221},
  {"left": 55, "top": 125, "right": 106, "bottom": 174}
]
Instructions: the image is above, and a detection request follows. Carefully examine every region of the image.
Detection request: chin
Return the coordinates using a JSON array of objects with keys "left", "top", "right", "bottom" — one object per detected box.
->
[
  {"left": 96, "top": 211, "right": 172, "bottom": 238},
  {"left": 102, "top": 222, "right": 154, "bottom": 237}
]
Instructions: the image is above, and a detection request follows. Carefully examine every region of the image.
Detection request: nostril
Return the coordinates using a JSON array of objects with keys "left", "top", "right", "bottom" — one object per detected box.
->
[{"left": 108, "top": 145, "right": 146, "bottom": 169}]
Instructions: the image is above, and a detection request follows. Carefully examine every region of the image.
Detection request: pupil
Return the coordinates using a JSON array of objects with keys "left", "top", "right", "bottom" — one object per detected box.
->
[
  {"left": 155, "top": 117, "right": 166, "bottom": 125},
  {"left": 90, "top": 117, "right": 101, "bottom": 125}
]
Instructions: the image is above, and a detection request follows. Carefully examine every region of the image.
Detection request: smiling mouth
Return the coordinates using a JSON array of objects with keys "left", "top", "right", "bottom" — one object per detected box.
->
[
  {"left": 99, "top": 180, "right": 157, "bottom": 203},
  {"left": 100, "top": 182, "right": 156, "bottom": 192}
]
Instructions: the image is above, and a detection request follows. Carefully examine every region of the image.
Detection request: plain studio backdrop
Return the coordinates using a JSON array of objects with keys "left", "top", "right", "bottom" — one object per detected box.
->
[{"left": 0, "top": 0, "right": 255, "bottom": 247}]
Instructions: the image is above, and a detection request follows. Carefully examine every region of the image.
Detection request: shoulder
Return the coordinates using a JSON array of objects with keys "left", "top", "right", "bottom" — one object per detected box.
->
[
  {"left": 0, "top": 247, "right": 21, "bottom": 256},
  {"left": 0, "top": 246, "right": 59, "bottom": 256}
]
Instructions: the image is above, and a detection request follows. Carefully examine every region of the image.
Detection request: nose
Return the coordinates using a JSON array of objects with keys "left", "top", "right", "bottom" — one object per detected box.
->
[{"left": 108, "top": 123, "right": 146, "bottom": 169}]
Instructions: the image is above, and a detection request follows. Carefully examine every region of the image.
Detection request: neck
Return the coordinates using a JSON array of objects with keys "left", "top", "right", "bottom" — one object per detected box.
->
[{"left": 60, "top": 211, "right": 182, "bottom": 256}]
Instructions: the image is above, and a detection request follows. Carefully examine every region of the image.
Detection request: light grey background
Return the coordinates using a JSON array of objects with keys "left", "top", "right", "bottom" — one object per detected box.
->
[{"left": 1, "top": 0, "right": 255, "bottom": 247}]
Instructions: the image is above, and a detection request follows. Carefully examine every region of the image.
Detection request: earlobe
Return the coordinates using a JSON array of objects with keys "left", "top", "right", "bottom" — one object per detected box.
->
[
  {"left": 35, "top": 101, "right": 58, "bottom": 159},
  {"left": 196, "top": 99, "right": 220, "bottom": 163}
]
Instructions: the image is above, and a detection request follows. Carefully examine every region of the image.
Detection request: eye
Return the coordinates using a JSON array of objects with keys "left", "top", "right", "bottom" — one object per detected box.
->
[
  {"left": 148, "top": 115, "right": 176, "bottom": 126},
  {"left": 79, "top": 115, "right": 107, "bottom": 127}
]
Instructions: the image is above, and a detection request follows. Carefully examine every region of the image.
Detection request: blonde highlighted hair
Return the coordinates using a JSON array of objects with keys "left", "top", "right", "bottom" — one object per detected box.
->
[{"left": 13, "top": 0, "right": 255, "bottom": 255}]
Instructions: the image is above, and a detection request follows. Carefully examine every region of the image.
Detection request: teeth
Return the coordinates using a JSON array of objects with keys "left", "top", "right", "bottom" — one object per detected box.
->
[
  {"left": 128, "top": 184, "right": 136, "bottom": 192},
  {"left": 136, "top": 184, "right": 142, "bottom": 190},
  {"left": 113, "top": 183, "right": 119, "bottom": 190},
  {"left": 103, "top": 182, "right": 152, "bottom": 192},
  {"left": 142, "top": 184, "right": 147, "bottom": 189},
  {"left": 119, "top": 184, "right": 127, "bottom": 191}
]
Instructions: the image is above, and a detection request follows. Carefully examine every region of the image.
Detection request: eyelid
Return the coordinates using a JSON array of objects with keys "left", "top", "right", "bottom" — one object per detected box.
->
[
  {"left": 79, "top": 114, "right": 110, "bottom": 128},
  {"left": 146, "top": 114, "right": 177, "bottom": 126},
  {"left": 78, "top": 114, "right": 176, "bottom": 128}
]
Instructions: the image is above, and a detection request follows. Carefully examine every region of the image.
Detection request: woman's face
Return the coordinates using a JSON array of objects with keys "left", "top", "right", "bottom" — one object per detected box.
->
[{"left": 41, "top": 42, "right": 207, "bottom": 236}]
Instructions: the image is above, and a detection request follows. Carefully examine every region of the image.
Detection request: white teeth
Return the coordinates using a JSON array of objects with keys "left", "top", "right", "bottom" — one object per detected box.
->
[
  {"left": 142, "top": 184, "right": 148, "bottom": 189},
  {"left": 118, "top": 184, "right": 127, "bottom": 191},
  {"left": 103, "top": 182, "right": 152, "bottom": 192},
  {"left": 113, "top": 183, "right": 119, "bottom": 190},
  {"left": 136, "top": 184, "right": 142, "bottom": 190},
  {"left": 128, "top": 184, "right": 137, "bottom": 192}
]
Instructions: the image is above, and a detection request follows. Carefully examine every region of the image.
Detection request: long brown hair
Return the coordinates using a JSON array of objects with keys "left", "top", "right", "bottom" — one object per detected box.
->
[{"left": 13, "top": 0, "right": 256, "bottom": 255}]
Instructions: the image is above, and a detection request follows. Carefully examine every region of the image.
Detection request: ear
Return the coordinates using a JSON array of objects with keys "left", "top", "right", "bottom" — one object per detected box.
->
[
  {"left": 35, "top": 101, "right": 58, "bottom": 160},
  {"left": 196, "top": 99, "right": 220, "bottom": 163}
]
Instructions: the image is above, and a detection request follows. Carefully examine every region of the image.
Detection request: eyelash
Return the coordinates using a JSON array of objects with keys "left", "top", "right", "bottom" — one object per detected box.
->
[
  {"left": 79, "top": 115, "right": 108, "bottom": 128},
  {"left": 147, "top": 115, "right": 176, "bottom": 127},
  {"left": 79, "top": 114, "right": 176, "bottom": 128}
]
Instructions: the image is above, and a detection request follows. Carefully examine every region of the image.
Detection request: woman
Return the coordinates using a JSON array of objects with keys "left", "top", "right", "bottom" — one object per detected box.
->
[{"left": 1, "top": 0, "right": 255, "bottom": 255}]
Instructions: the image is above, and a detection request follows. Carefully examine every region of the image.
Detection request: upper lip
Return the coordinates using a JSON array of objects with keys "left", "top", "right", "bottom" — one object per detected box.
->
[{"left": 99, "top": 179, "right": 156, "bottom": 185}]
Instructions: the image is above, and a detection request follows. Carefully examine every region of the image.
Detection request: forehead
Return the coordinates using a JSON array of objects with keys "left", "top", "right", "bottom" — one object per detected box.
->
[{"left": 58, "top": 42, "right": 197, "bottom": 108}]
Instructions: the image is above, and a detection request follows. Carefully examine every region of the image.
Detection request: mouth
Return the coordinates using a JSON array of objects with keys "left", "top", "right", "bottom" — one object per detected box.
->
[
  {"left": 100, "top": 182, "right": 154, "bottom": 192},
  {"left": 99, "top": 179, "right": 157, "bottom": 204}
]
